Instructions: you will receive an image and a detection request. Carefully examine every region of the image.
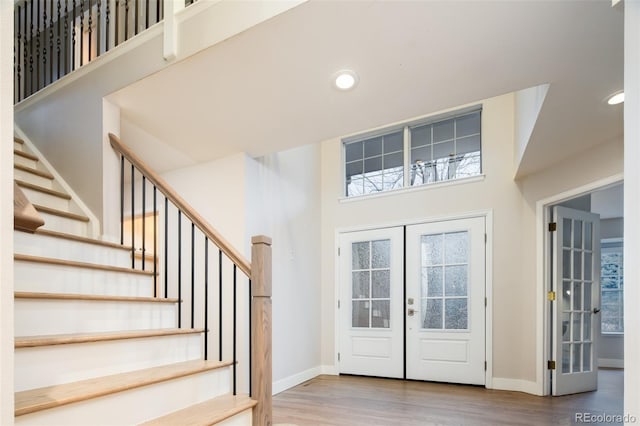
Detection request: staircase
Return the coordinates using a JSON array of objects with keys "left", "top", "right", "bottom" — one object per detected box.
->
[{"left": 12, "top": 136, "right": 269, "bottom": 425}]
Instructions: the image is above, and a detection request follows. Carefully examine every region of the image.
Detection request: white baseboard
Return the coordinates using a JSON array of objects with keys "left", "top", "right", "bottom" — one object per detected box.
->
[
  {"left": 599, "top": 358, "right": 624, "bottom": 368},
  {"left": 272, "top": 366, "right": 322, "bottom": 395},
  {"left": 490, "top": 378, "right": 542, "bottom": 396},
  {"left": 320, "top": 364, "right": 338, "bottom": 376}
]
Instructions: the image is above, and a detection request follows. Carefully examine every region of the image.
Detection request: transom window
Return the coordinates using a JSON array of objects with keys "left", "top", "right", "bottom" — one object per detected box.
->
[{"left": 344, "top": 108, "right": 482, "bottom": 197}]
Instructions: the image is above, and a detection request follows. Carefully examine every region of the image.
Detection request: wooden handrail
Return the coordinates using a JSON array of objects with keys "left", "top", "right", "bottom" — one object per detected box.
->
[
  {"left": 109, "top": 133, "right": 251, "bottom": 276},
  {"left": 14, "top": 181, "right": 45, "bottom": 233}
]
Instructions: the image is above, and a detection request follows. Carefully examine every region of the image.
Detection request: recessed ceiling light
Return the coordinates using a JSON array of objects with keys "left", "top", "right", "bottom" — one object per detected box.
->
[
  {"left": 607, "top": 91, "right": 624, "bottom": 105},
  {"left": 333, "top": 70, "right": 359, "bottom": 91}
]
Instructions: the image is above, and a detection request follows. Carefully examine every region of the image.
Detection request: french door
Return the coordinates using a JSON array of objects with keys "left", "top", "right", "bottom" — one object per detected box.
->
[
  {"left": 339, "top": 217, "right": 486, "bottom": 385},
  {"left": 551, "top": 206, "right": 600, "bottom": 395}
]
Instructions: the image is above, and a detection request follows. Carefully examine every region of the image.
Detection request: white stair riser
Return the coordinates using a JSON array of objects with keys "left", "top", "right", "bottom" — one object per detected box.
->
[
  {"left": 15, "top": 299, "right": 177, "bottom": 335},
  {"left": 14, "top": 155, "right": 38, "bottom": 169},
  {"left": 218, "top": 409, "right": 252, "bottom": 426},
  {"left": 19, "top": 186, "right": 70, "bottom": 211},
  {"left": 14, "top": 169, "right": 53, "bottom": 189},
  {"left": 38, "top": 212, "right": 89, "bottom": 237},
  {"left": 15, "top": 334, "right": 202, "bottom": 391},
  {"left": 15, "top": 367, "right": 232, "bottom": 426},
  {"left": 14, "top": 261, "right": 154, "bottom": 297},
  {"left": 15, "top": 141, "right": 23, "bottom": 151},
  {"left": 15, "top": 232, "right": 133, "bottom": 268}
]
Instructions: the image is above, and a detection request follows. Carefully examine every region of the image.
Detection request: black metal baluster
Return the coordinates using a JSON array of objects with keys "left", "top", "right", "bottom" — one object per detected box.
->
[
  {"left": 232, "top": 264, "right": 237, "bottom": 395},
  {"left": 145, "top": 0, "right": 148, "bottom": 30},
  {"left": 71, "top": 0, "right": 76, "bottom": 71},
  {"left": 56, "top": 0, "right": 60, "bottom": 80},
  {"left": 115, "top": 0, "right": 119, "bottom": 46},
  {"left": 49, "top": 0, "right": 54, "bottom": 82},
  {"left": 141, "top": 175, "right": 146, "bottom": 270},
  {"left": 88, "top": 0, "right": 92, "bottom": 61},
  {"left": 119, "top": 155, "right": 124, "bottom": 244},
  {"left": 156, "top": 0, "right": 159, "bottom": 23},
  {"left": 16, "top": 6, "right": 21, "bottom": 103},
  {"left": 177, "top": 210, "right": 182, "bottom": 328},
  {"left": 42, "top": 0, "right": 47, "bottom": 86},
  {"left": 218, "top": 249, "right": 222, "bottom": 362},
  {"left": 164, "top": 197, "right": 168, "bottom": 298},
  {"left": 204, "top": 237, "right": 209, "bottom": 360},
  {"left": 134, "top": 0, "right": 138, "bottom": 35},
  {"left": 64, "top": 0, "right": 68, "bottom": 75},
  {"left": 79, "top": 0, "right": 84, "bottom": 66},
  {"left": 35, "top": 0, "right": 40, "bottom": 91},
  {"left": 105, "top": 0, "right": 110, "bottom": 51},
  {"left": 96, "top": 0, "right": 101, "bottom": 57},
  {"left": 124, "top": 0, "right": 128, "bottom": 42},
  {"left": 24, "top": 2, "right": 30, "bottom": 98},
  {"left": 131, "top": 164, "right": 135, "bottom": 269},
  {"left": 191, "top": 223, "right": 195, "bottom": 329},
  {"left": 153, "top": 186, "right": 157, "bottom": 297}
]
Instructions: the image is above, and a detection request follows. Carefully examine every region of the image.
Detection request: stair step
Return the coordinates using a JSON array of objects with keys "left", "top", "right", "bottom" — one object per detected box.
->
[
  {"left": 14, "top": 149, "right": 39, "bottom": 161},
  {"left": 15, "top": 291, "right": 177, "bottom": 304},
  {"left": 14, "top": 164, "right": 54, "bottom": 180},
  {"left": 14, "top": 253, "right": 153, "bottom": 275},
  {"left": 141, "top": 394, "right": 256, "bottom": 426},
  {"left": 31, "top": 228, "right": 131, "bottom": 250},
  {"left": 33, "top": 204, "right": 89, "bottom": 222},
  {"left": 15, "top": 359, "right": 233, "bottom": 417},
  {"left": 16, "top": 328, "right": 203, "bottom": 348},
  {"left": 15, "top": 180, "right": 71, "bottom": 200},
  {"left": 15, "top": 136, "right": 25, "bottom": 144}
]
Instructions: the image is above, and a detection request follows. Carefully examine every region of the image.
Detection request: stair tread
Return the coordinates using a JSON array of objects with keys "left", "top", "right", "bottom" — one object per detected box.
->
[
  {"left": 14, "top": 137, "right": 25, "bottom": 144},
  {"left": 15, "top": 359, "right": 234, "bottom": 416},
  {"left": 15, "top": 328, "right": 204, "bottom": 348},
  {"left": 33, "top": 204, "right": 89, "bottom": 222},
  {"left": 14, "top": 163, "right": 53, "bottom": 179},
  {"left": 14, "top": 149, "right": 39, "bottom": 161},
  {"left": 15, "top": 179, "right": 71, "bottom": 199},
  {"left": 16, "top": 228, "right": 133, "bottom": 251},
  {"left": 14, "top": 253, "right": 154, "bottom": 275},
  {"left": 15, "top": 291, "right": 179, "bottom": 304},
  {"left": 141, "top": 394, "right": 256, "bottom": 426}
]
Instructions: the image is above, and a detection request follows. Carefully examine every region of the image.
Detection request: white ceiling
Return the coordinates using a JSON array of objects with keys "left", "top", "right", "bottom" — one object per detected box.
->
[{"left": 107, "top": 0, "right": 624, "bottom": 174}]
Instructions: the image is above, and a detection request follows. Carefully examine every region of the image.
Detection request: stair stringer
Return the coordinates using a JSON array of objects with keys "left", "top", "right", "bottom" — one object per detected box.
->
[{"left": 14, "top": 126, "right": 100, "bottom": 238}]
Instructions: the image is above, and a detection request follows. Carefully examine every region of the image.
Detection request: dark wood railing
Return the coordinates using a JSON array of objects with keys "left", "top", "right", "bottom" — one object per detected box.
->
[
  {"left": 109, "top": 133, "right": 272, "bottom": 425},
  {"left": 13, "top": 0, "right": 165, "bottom": 103}
]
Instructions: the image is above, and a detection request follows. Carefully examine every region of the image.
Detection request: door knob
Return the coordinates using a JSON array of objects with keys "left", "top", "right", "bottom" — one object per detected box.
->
[
  {"left": 408, "top": 308, "right": 419, "bottom": 316},
  {"left": 593, "top": 307, "right": 601, "bottom": 314}
]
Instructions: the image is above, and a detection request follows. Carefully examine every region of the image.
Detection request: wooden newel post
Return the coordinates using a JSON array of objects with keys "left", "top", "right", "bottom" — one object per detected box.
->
[{"left": 251, "top": 235, "right": 272, "bottom": 426}]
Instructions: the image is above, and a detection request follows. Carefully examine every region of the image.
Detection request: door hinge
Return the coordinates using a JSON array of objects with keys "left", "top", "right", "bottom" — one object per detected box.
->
[
  {"left": 338, "top": 299, "right": 340, "bottom": 309},
  {"left": 548, "top": 360, "right": 556, "bottom": 370},
  {"left": 338, "top": 247, "right": 341, "bottom": 256},
  {"left": 484, "top": 297, "right": 487, "bottom": 307},
  {"left": 547, "top": 291, "right": 556, "bottom": 301},
  {"left": 484, "top": 233, "right": 487, "bottom": 243},
  {"left": 548, "top": 222, "right": 557, "bottom": 232},
  {"left": 484, "top": 361, "right": 487, "bottom": 371},
  {"left": 338, "top": 353, "right": 340, "bottom": 362}
]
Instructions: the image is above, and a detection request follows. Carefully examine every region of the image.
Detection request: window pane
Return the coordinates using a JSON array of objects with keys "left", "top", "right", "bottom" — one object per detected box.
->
[
  {"left": 562, "top": 312, "right": 570, "bottom": 342},
  {"left": 456, "top": 112, "right": 481, "bottom": 137},
  {"left": 364, "top": 156, "right": 382, "bottom": 173},
  {"left": 445, "top": 298, "right": 468, "bottom": 329},
  {"left": 584, "top": 222, "right": 592, "bottom": 250},
  {"left": 423, "top": 267, "right": 443, "bottom": 297},
  {"left": 456, "top": 134, "right": 481, "bottom": 155},
  {"left": 563, "top": 219, "right": 572, "bottom": 248},
  {"left": 422, "top": 234, "right": 443, "bottom": 266},
  {"left": 573, "top": 281, "right": 582, "bottom": 311},
  {"left": 445, "top": 232, "right": 468, "bottom": 264},
  {"left": 573, "top": 343, "right": 582, "bottom": 373},
  {"left": 363, "top": 173, "right": 383, "bottom": 194},
  {"left": 411, "top": 124, "right": 432, "bottom": 148},
  {"left": 562, "top": 280, "right": 571, "bottom": 311},
  {"left": 584, "top": 313, "right": 592, "bottom": 340},
  {"left": 352, "top": 271, "right": 370, "bottom": 299},
  {"left": 445, "top": 265, "right": 467, "bottom": 297},
  {"left": 454, "top": 153, "right": 481, "bottom": 178},
  {"left": 346, "top": 161, "right": 363, "bottom": 179},
  {"left": 352, "top": 242, "right": 370, "bottom": 269},
  {"left": 371, "top": 300, "right": 390, "bottom": 328},
  {"left": 347, "top": 176, "right": 364, "bottom": 197},
  {"left": 352, "top": 301, "right": 370, "bottom": 328},
  {"left": 411, "top": 146, "right": 431, "bottom": 165},
  {"left": 383, "top": 167, "right": 404, "bottom": 190},
  {"left": 562, "top": 343, "right": 571, "bottom": 373},
  {"left": 433, "top": 119, "right": 454, "bottom": 142},
  {"left": 584, "top": 252, "right": 592, "bottom": 281},
  {"left": 574, "top": 220, "right": 583, "bottom": 249},
  {"left": 423, "top": 298, "right": 443, "bottom": 329},
  {"left": 364, "top": 137, "right": 382, "bottom": 158},
  {"left": 371, "top": 240, "right": 390, "bottom": 269},
  {"left": 433, "top": 141, "right": 455, "bottom": 160},
  {"left": 584, "top": 281, "right": 592, "bottom": 310},
  {"left": 573, "top": 312, "right": 582, "bottom": 341},
  {"left": 573, "top": 252, "right": 582, "bottom": 280},
  {"left": 372, "top": 271, "right": 390, "bottom": 298},
  {"left": 562, "top": 249, "right": 571, "bottom": 279},
  {"left": 384, "top": 152, "right": 403, "bottom": 169},
  {"left": 583, "top": 343, "right": 592, "bottom": 372},
  {"left": 384, "top": 131, "right": 404, "bottom": 153},
  {"left": 345, "top": 141, "right": 363, "bottom": 162}
]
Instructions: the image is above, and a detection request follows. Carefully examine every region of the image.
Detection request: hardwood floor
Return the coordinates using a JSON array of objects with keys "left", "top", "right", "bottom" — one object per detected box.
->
[{"left": 273, "top": 369, "right": 623, "bottom": 426}]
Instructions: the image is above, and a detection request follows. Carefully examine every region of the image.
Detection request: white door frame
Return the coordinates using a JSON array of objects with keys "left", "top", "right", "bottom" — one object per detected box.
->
[
  {"left": 535, "top": 173, "right": 623, "bottom": 396},
  {"left": 334, "top": 209, "right": 494, "bottom": 388}
]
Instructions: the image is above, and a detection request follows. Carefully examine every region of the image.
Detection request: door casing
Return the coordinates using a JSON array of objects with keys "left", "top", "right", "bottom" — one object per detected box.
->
[{"left": 334, "top": 210, "right": 493, "bottom": 388}]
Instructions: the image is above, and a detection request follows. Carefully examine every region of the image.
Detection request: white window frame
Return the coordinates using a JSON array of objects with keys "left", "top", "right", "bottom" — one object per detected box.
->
[{"left": 343, "top": 105, "right": 483, "bottom": 198}]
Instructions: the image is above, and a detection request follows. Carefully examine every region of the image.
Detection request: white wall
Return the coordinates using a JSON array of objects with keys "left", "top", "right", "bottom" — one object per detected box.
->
[
  {"left": 624, "top": 0, "right": 640, "bottom": 419},
  {"left": 0, "top": 1, "right": 15, "bottom": 423},
  {"left": 247, "top": 144, "right": 323, "bottom": 393},
  {"left": 514, "top": 84, "right": 549, "bottom": 173},
  {"left": 319, "top": 92, "right": 624, "bottom": 392}
]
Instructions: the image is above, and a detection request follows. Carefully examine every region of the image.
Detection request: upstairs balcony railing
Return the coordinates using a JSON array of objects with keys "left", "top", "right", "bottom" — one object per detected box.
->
[{"left": 13, "top": 0, "right": 200, "bottom": 103}]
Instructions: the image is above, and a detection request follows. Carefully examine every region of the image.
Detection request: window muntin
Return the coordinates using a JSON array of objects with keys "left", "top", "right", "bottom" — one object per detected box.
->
[
  {"left": 600, "top": 240, "right": 623, "bottom": 334},
  {"left": 344, "top": 109, "right": 481, "bottom": 197}
]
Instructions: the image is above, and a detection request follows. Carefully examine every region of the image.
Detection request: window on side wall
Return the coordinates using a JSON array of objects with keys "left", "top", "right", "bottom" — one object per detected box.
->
[
  {"left": 344, "top": 108, "right": 482, "bottom": 198},
  {"left": 600, "top": 239, "right": 624, "bottom": 334}
]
